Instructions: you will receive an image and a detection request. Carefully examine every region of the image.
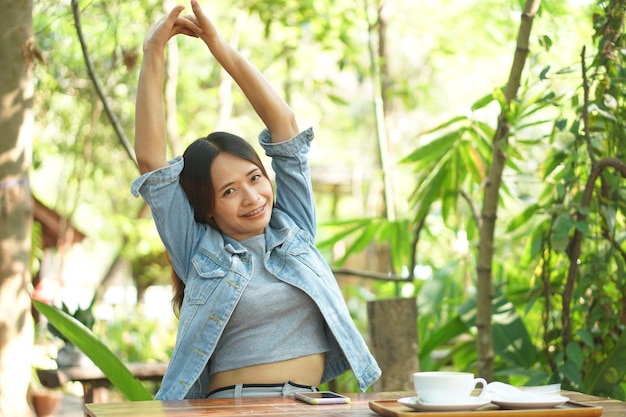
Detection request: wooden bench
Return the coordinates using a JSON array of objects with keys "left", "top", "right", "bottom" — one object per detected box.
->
[{"left": 36, "top": 363, "right": 168, "bottom": 404}]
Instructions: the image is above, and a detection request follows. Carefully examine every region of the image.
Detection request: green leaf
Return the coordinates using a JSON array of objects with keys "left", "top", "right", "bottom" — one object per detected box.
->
[
  {"left": 520, "top": 218, "right": 549, "bottom": 265},
  {"left": 584, "top": 332, "right": 626, "bottom": 396},
  {"left": 506, "top": 203, "right": 540, "bottom": 232},
  {"left": 345, "top": 221, "right": 381, "bottom": 256},
  {"left": 566, "top": 342, "right": 584, "bottom": 369},
  {"left": 559, "top": 360, "right": 584, "bottom": 389},
  {"left": 492, "top": 297, "right": 536, "bottom": 369},
  {"left": 471, "top": 93, "right": 495, "bottom": 111},
  {"left": 551, "top": 214, "right": 574, "bottom": 252},
  {"left": 419, "top": 315, "right": 468, "bottom": 363},
  {"left": 576, "top": 329, "right": 595, "bottom": 348},
  {"left": 414, "top": 115, "right": 468, "bottom": 137},
  {"left": 33, "top": 300, "right": 153, "bottom": 401},
  {"left": 402, "top": 129, "right": 460, "bottom": 166},
  {"left": 493, "top": 87, "right": 509, "bottom": 114},
  {"left": 317, "top": 219, "right": 371, "bottom": 249},
  {"left": 574, "top": 220, "right": 590, "bottom": 234},
  {"left": 457, "top": 292, "right": 536, "bottom": 370},
  {"left": 412, "top": 166, "right": 449, "bottom": 225},
  {"left": 384, "top": 219, "right": 413, "bottom": 273},
  {"left": 459, "top": 139, "right": 487, "bottom": 182},
  {"left": 539, "top": 65, "right": 551, "bottom": 80},
  {"left": 543, "top": 147, "right": 569, "bottom": 179}
]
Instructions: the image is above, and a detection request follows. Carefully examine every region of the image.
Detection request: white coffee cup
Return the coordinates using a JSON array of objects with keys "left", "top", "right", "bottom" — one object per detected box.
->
[{"left": 413, "top": 371, "right": 487, "bottom": 404}]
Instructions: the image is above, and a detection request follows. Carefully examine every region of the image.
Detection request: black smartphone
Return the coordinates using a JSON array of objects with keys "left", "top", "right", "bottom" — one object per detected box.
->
[{"left": 294, "top": 391, "right": 351, "bottom": 404}]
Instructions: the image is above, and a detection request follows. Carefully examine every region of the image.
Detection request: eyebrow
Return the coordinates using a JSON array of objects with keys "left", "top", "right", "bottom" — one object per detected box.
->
[{"left": 216, "top": 167, "right": 261, "bottom": 193}]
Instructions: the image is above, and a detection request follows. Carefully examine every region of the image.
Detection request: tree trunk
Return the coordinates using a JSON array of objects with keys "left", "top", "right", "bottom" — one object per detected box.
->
[
  {"left": 368, "top": 298, "right": 419, "bottom": 391},
  {"left": 365, "top": 0, "right": 396, "bottom": 221},
  {"left": 0, "top": 0, "right": 35, "bottom": 416},
  {"left": 475, "top": 0, "right": 540, "bottom": 381}
]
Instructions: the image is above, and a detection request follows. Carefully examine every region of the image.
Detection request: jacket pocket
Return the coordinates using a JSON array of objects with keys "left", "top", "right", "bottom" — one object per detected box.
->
[
  {"left": 187, "top": 254, "right": 227, "bottom": 304},
  {"left": 283, "top": 231, "right": 326, "bottom": 277}
]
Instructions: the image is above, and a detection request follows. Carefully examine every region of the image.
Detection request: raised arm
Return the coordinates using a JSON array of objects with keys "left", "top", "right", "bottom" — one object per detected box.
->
[
  {"left": 188, "top": 0, "right": 299, "bottom": 143},
  {"left": 135, "top": 6, "right": 201, "bottom": 174}
]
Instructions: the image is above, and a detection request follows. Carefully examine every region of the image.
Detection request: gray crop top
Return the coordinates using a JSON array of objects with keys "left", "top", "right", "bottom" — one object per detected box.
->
[{"left": 208, "top": 234, "right": 330, "bottom": 374}]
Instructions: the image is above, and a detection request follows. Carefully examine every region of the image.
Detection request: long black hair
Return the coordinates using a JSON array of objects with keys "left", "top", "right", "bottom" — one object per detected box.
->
[{"left": 171, "top": 132, "right": 270, "bottom": 316}]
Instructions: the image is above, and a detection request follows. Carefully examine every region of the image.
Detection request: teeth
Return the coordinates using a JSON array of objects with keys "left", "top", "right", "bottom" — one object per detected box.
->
[{"left": 246, "top": 206, "right": 264, "bottom": 217}]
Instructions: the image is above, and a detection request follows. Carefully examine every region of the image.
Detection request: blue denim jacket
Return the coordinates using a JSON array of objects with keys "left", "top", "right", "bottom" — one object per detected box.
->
[{"left": 131, "top": 128, "right": 381, "bottom": 400}]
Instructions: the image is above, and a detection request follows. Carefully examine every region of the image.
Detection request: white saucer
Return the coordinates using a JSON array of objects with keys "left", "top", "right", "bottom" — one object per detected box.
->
[
  {"left": 398, "top": 396, "right": 491, "bottom": 411},
  {"left": 492, "top": 395, "right": 569, "bottom": 409}
]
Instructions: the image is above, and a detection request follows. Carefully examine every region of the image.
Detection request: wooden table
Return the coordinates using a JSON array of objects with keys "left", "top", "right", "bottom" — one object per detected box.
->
[
  {"left": 37, "top": 363, "right": 167, "bottom": 404},
  {"left": 84, "top": 390, "right": 626, "bottom": 417}
]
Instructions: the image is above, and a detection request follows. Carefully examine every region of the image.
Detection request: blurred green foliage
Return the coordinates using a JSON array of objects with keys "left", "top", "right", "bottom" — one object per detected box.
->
[{"left": 30, "top": 0, "right": 625, "bottom": 400}]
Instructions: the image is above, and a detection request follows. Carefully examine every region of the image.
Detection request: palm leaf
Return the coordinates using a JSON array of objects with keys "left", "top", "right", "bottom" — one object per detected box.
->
[{"left": 33, "top": 299, "right": 153, "bottom": 401}]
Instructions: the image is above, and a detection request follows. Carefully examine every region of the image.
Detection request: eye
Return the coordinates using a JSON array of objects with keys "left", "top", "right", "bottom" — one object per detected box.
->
[
  {"left": 250, "top": 174, "right": 262, "bottom": 182},
  {"left": 222, "top": 188, "right": 235, "bottom": 197}
]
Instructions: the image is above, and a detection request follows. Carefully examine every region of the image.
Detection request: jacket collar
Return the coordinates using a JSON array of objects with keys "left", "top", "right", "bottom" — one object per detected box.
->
[{"left": 213, "top": 209, "right": 292, "bottom": 256}]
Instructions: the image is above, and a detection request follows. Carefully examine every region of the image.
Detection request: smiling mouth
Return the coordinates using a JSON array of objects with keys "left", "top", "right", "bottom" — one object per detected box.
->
[{"left": 243, "top": 204, "right": 265, "bottom": 217}]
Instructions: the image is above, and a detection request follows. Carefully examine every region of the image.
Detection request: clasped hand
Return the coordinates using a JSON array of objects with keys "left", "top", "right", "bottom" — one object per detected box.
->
[{"left": 144, "top": 0, "right": 220, "bottom": 50}]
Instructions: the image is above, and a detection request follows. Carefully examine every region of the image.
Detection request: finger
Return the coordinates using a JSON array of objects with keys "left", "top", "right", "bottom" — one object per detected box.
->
[
  {"left": 190, "top": 0, "right": 209, "bottom": 24},
  {"left": 159, "top": 5, "right": 185, "bottom": 35},
  {"left": 177, "top": 28, "right": 199, "bottom": 38},
  {"left": 172, "top": 19, "right": 201, "bottom": 38},
  {"left": 177, "top": 15, "right": 203, "bottom": 33},
  {"left": 189, "top": 0, "right": 219, "bottom": 38},
  {"left": 167, "top": 5, "right": 186, "bottom": 20}
]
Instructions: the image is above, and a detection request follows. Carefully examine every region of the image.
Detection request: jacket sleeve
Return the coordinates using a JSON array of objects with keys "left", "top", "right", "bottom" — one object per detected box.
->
[
  {"left": 259, "top": 127, "right": 317, "bottom": 238},
  {"left": 131, "top": 156, "right": 209, "bottom": 282}
]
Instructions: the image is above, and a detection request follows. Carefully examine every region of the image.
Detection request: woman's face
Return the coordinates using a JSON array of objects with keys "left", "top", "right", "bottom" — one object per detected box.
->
[{"left": 209, "top": 152, "right": 273, "bottom": 241}]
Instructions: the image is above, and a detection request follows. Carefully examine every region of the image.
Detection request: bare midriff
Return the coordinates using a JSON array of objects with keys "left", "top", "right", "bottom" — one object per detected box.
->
[{"left": 207, "top": 353, "right": 325, "bottom": 394}]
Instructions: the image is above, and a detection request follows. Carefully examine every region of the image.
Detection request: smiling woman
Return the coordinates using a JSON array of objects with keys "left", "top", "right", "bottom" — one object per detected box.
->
[
  {"left": 130, "top": 0, "right": 380, "bottom": 401},
  {"left": 208, "top": 152, "right": 273, "bottom": 241},
  {"left": 178, "top": 133, "right": 274, "bottom": 241}
]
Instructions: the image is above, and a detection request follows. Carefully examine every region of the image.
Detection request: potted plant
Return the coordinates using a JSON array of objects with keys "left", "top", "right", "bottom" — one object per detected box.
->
[
  {"left": 31, "top": 390, "right": 64, "bottom": 417},
  {"left": 29, "top": 368, "right": 63, "bottom": 417},
  {"left": 47, "top": 302, "right": 95, "bottom": 368}
]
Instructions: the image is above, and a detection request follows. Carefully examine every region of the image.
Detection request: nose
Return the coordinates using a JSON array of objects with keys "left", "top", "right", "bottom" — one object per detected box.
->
[{"left": 241, "top": 185, "right": 259, "bottom": 205}]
